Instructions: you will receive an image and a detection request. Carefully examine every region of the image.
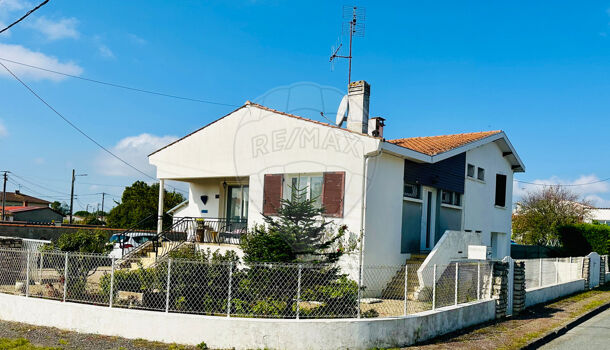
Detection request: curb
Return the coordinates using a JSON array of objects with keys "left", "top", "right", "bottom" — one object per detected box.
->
[{"left": 522, "top": 300, "right": 610, "bottom": 349}]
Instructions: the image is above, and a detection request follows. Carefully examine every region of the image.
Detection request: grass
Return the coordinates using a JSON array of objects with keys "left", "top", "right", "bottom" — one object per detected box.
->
[{"left": 0, "top": 337, "right": 60, "bottom": 349}]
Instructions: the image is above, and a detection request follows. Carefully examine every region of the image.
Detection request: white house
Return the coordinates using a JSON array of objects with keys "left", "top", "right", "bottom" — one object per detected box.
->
[
  {"left": 148, "top": 80, "right": 525, "bottom": 269},
  {"left": 589, "top": 208, "right": 610, "bottom": 225}
]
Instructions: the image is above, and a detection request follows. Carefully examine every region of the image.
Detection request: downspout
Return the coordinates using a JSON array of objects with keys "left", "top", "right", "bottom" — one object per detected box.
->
[{"left": 357, "top": 140, "right": 383, "bottom": 317}]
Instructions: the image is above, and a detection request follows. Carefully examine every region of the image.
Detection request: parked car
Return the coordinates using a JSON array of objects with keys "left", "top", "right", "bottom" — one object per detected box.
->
[{"left": 108, "top": 232, "right": 157, "bottom": 259}]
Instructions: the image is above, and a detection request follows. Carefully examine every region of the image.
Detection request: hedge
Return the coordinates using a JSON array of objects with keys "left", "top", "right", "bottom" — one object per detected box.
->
[{"left": 558, "top": 223, "right": 610, "bottom": 256}]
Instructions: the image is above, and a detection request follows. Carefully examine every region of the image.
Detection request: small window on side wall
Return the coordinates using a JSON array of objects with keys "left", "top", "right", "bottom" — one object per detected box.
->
[
  {"left": 495, "top": 174, "right": 507, "bottom": 207},
  {"left": 467, "top": 164, "right": 475, "bottom": 178},
  {"left": 477, "top": 167, "right": 485, "bottom": 181},
  {"left": 404, "top": 182, "right": 420, "bottom": 199}
]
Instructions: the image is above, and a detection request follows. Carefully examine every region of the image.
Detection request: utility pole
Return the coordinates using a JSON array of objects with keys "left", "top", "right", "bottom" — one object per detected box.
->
[
  {"left": 69, "top": 169, "right": 87, "bottom": 224},
  {"left": 1, "top": 171, "right": 8, "bottom": 221},
  {"left": 101, "top": 192, "right": 106, "bottom": 219}
]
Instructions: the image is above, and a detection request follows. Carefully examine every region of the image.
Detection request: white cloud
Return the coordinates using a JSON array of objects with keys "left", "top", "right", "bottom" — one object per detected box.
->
[
  {"left": 127, "top": 33, "right": 146, "bottom": 46},
  {"left": 513, "top": 174, "right": 610, "bottom": 207},
  {"left": 98, "top": 44, "right": 114, "bottom": 59},
  {"left": 96, "top": 133, "right": 177, "bottom": 177},
  {"left": 30, "top": 16, "right": 79, "bottom": 40},
  {"left": 0, "top": 0, "right": 30, "bottom": 37},
  {"left": 0, "top": 120, "right": 7, "bottom": 138},
  {"left": 0, "top": 43, "right": 83, "bottom": 81}
]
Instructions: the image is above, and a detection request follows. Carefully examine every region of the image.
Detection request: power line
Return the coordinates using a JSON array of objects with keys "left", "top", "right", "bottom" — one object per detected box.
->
[
  {"left": 0, "top": 61, "right": 168, "bottom": 184},
  {"left": 514, "top": 178, "right": 610, "bottom": 187},
  {"left": 0, "top": 0, "right": 49, "bottom": 35},
  {"left": 0, "top": 57, "right": 240, "bottom": 107},
  {"left": 10, "top": 172, "right": 70, "bottom": 196}
]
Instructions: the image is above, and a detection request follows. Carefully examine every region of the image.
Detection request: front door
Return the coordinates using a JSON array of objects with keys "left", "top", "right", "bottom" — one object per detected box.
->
[
  {"left": 226, "top": 185, "right": 249, "bottom": 221},
  {"left": 420, "top": 187, "right": 437, "bottom": 251}
]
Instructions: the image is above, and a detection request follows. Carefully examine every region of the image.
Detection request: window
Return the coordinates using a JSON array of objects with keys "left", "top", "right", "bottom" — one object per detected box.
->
[
  {"left": 404, "top": 182, "right": 421, "bottom": 199},
  {"left": 495, "top": 174, "right": 507, "bottom": 207},
  {"left": 441, "top": 190, "right": 461, "bottom": 206},
  {"left": 286, "top": 174, "right": 324, "bottom": 208},
  {"left": 477, "top": 167, "right": 485, "bottom": 181},
  {"left": 467, "top": 164, "right": 475, "bottom": 178}
]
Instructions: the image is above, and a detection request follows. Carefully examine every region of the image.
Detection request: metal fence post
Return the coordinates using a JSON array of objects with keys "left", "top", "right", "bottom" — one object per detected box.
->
[
  {"left": 403, "top": 265, "right": 408, "bottom": 316},
  {"left": 63, "top": 252, "right": 68, "bottom": 302},
  {"left": 555, "top": 257, "right": 559, "bottom": 284},
  {"left": 432, "top": 264, "right": 437, "bottom": 310},
  {"left": 357, "top": 263, "right": 362, "bottom": 318},
  {"left": 25, "top": 250, "right": 30, "bottom": 297},
  {"left": 539, "top": 258, "right": 543, "bottom": 288},
  {"left": 454, "top": 262, "right": 458, "bottom": 305},
  {"left": 165, "top": 258, "right": 172, "bottom": 313},
  {"left": 226, "top": 261, "right": 233, "bottom": 317},
  {"left": 296, "top": 264, "right": 302, "bottom": 320},
  {"left": 109, "top": 257, "right": 115, "bottom": 307},
  {"left": 477, "top": 262, "right": 481, "bottom": 300}
]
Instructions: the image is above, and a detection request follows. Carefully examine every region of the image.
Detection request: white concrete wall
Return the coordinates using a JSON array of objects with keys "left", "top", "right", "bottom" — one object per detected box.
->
[
  {"left": 524, "top": 279, "right": 585, "bottom": 308},
  {"left": 463, "top": 141, "right": 514, "bottom": 259},
  {"left": 362, "top": 152, "right": 408, "bottom": 267},
  {"left": 0, "top": 293, "right": 495, "bottom": 350},
  {"left": 417, "top": 230, "right": 482, "bottom": 287}
]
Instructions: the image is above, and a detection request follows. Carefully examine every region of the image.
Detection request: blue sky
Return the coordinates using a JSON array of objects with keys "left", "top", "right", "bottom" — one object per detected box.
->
[{"left": 1, "top": 0, "right": 610, "bottom": 211}]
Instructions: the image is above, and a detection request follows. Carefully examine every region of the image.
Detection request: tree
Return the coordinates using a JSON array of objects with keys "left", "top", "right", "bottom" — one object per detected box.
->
[
  {"left": 50, "top": 201, "right": 69, "bottom": 215},
  {"left": 512, "top": 186, "right": 591, "bottom": 246},
  {"left": 106, "top": 181, "right": 184, "bottom": 230},
  {"left": 242, "top": 185, "right": 347, "bottom": 264}
]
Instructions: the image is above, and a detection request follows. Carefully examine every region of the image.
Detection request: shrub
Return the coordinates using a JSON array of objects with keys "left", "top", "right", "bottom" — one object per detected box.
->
[{"left": 558, "top": 223, "right": 610, "bottom": 256}]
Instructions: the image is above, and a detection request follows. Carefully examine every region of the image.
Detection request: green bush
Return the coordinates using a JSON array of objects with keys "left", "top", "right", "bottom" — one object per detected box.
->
[{"left": 558, "top": 223, "right": 610, "bottom": 256}]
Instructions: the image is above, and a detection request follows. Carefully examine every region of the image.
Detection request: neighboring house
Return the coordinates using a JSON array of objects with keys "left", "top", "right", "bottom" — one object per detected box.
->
[
  {"left": 0, "top": 206, "right": 64, "bottom": 223},
  {"left": 589, "top": 208, "right": 610, "bottom": 225},
  {"left": 0, "top": 191, "right": 50, "bottom": 208},
  {"left": 148, "top": 80, "right": 525, "bottom": 268}
]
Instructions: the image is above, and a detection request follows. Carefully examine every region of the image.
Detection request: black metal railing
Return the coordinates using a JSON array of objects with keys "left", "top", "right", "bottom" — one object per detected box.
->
[{"left": 169, "top": 217, "right": 248, "bottom": 245}]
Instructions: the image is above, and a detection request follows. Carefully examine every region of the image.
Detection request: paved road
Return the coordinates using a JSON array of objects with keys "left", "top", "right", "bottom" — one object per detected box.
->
[{"left": 540, "top": 308, "right": 610, "bottom": 349}]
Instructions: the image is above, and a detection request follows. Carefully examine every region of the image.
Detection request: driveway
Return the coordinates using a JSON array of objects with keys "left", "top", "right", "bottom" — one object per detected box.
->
[{"left": 540, "top": 308, "right": 610, "bottom": 349}]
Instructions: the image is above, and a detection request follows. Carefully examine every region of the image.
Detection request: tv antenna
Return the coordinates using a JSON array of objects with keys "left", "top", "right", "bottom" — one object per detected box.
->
[{"left": 329, "top": 6, "right": 366, "bottom": 84}]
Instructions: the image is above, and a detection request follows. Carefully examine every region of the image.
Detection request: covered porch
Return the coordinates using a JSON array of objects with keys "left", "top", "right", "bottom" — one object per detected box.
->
[{"left": 157, "top": 176, "right": 250, "bottom": 245}]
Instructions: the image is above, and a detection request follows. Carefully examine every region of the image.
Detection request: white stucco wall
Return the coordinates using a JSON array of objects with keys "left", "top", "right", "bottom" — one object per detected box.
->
[
  {"left": 362, "top": 152, "right": 408, "bottom": 267},
  {"left": 463, "top": 141, "right": 514, "bottom": 259},
  {"left": 0, "top": 293, "right": 495, "bottom": 350},
  {"left": 524, "top": 279, "right": 585, "bottom": 308}
]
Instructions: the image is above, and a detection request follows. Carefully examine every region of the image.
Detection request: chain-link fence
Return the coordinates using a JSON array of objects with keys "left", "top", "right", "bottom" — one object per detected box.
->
[
  {"left": 516, "top": 257, "right": 584, "bottom": 290},
  {"left": 0, "top": 248, "right": 496, "bottom": 319}
]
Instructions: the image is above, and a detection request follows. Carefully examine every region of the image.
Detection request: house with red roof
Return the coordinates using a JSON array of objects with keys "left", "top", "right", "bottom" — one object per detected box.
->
[{"left": 147, "top": 80, "right": 525, "bottom": 272}]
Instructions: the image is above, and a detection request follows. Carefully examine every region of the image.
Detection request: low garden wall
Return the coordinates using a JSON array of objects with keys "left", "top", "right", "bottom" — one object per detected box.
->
[
  {"left": 0, "top": 292, "right": 496, "bottom": 349},
  {"left": 524, "top": 279, "right": 585, "bottom": 308}
]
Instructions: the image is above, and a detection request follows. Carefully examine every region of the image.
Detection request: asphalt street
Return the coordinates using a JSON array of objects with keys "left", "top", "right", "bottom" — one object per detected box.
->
[{"left": 539, "top": 308, "right": 610, "bottom": 349}]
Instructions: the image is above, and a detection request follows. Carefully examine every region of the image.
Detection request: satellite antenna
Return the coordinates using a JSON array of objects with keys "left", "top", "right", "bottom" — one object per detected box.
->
[
  {"left": 335, "top": 94, "right": 349, "bottom": 127},
  {"left": 329, "top": 5, "right": 366, "bottom": 84}
]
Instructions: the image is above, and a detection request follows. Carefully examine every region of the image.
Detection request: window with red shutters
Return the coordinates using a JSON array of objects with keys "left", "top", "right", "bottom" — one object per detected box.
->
[
  {"left": 263, "top": 174, "right": 283, "bottom": 215},
  {"left": 322, "top": 172, "right": 345, "bottom": 217}
]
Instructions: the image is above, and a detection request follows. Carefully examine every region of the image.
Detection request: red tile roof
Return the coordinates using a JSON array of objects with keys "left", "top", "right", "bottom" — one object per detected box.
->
[
  {"left": 0, "top": 206, "right": 47, "bottom": 213},
  {"left": 387, "top": 130, "right": 502, "bottom": 156}
]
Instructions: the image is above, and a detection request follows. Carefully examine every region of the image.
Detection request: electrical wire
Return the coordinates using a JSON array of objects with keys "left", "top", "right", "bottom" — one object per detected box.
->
[
  {"left": 0, "top": 0, "right": 49, "bottom": 35},
  {"left": 513, "top": 178, "right": 610, "bottom": 187},
  {"left": 0, "top": 57, "right": 239, "bottom": 107},
  {"left": 0, "top": 61, "right": 187, "bottom": 195}
]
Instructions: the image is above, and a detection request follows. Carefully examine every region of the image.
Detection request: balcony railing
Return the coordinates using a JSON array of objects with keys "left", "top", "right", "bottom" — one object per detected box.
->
[{"left": 169, "top": 217, "right": 248, "bottom": 245}]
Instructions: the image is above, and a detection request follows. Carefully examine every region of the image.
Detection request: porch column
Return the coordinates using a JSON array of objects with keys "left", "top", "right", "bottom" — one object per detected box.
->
[{"left": 157, "top": 179, "right": 165, "bottom": 234}]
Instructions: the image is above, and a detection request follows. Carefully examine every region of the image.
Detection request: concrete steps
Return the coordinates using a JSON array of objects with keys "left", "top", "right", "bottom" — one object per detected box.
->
[{"left": 381, "top": 253, "right": 428, "bottom": 300}]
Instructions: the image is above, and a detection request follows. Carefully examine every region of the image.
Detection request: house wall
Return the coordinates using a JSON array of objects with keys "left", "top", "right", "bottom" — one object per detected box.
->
[
  {"left": 463, "top": 141, "right": 514, "bottom": 259},
  {"left": 176, "top": 178, "right": 248, "bottom": 219},
  {"left": 362, "top": 152, "right": 407, "bottom": 266},
  {"left": 150, "top": 106, "right": 381, "bottom": 258},
  {"left": 12, "top": 209, "right": 63, "bottom": 223}
]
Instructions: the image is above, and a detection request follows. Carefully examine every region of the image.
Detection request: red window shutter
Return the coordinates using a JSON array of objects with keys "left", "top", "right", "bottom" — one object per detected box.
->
[
  {"left": 263, "top": 174, "right": 283, "bottom": 215},
  {"left": 322, "top": 172, "right": 345, "bottom": 218}
]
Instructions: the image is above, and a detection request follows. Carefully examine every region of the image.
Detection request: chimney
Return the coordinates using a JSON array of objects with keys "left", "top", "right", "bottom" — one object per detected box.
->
[
  {"left": 347, "top": 80, "right": 370, "bottom": 134},
  {"left": 15, "top": 190, "right": 20, "bottom": 195},
  {"left": 368, "top": 117, "right": 386, "bottom": 138}
]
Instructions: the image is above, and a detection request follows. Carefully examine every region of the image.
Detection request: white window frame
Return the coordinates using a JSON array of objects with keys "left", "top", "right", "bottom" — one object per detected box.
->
[{"left": 284, "top": 173, "right": 324, "bottom": 208}]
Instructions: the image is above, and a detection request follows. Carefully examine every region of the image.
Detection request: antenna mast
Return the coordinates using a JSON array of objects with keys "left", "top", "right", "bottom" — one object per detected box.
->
[{"left": 330, "top": 6, "right": 366, "bottom": 84}]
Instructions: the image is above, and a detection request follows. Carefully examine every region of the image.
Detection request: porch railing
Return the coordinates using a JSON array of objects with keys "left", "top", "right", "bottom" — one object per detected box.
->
[{"left": 169, "top": 217, "right": 248, "bottom": 245}]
